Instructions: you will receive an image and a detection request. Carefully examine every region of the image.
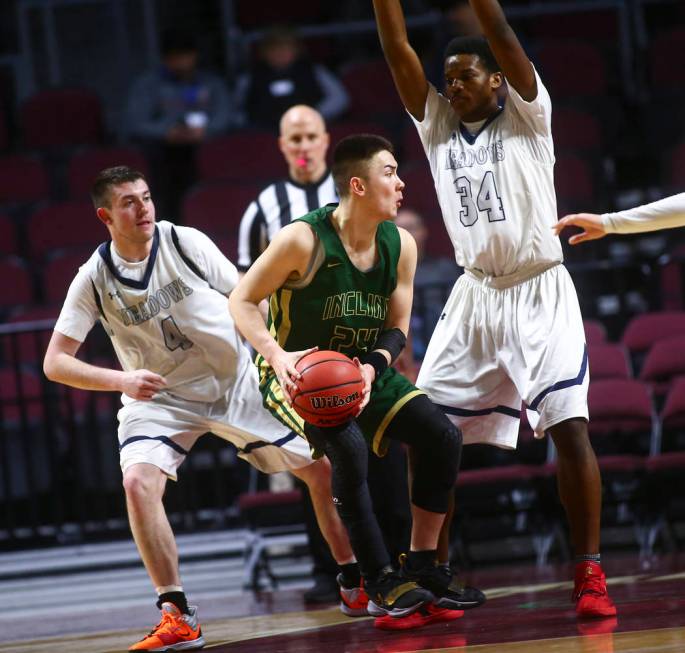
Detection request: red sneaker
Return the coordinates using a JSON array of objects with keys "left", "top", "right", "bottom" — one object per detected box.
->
[
  {"left": 374, "top": 603, "right": 464, "bottom": 630},
  {"left": 573, "top": 562, "right": 617, "bottom": 618},
  {"left": 337, "top": 573, "right": 369, "bottom": 617}
]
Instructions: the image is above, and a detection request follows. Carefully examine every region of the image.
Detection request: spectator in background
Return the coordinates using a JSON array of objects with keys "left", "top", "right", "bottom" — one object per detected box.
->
[
  {"left": 125, "top": 29, "right": 233, "bottom": 222},
  {"left": 235, "top": 26, "right": 349, "bottom": 131},
  {"left": 394, "top": 207, "right": 461, "bottom": 362}
]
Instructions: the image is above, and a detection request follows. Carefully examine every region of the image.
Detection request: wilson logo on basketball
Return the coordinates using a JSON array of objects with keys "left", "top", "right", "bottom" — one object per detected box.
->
[{"left": 309, "top": 391, "right": 360, "bottom": 409}]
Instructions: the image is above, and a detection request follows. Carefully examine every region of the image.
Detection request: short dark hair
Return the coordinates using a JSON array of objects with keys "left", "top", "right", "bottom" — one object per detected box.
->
[
  {"left": 91, "top": 166, "right": 147, "bottom": 209},
  {"left": 444, "top": 36, "right": 500, "bottom": 73},
  {"left": 332, "top": 134, "right": 394, "bottom": 198}
]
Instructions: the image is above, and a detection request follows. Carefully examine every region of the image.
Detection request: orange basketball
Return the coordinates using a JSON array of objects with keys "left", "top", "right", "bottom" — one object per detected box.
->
[{"left": 291, "top": 350, "right": 364, "bottom": 427}]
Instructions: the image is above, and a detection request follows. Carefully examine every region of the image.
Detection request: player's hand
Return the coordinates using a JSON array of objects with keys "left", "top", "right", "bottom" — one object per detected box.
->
[
  {"left": 353, "top": 358, "right": 373, "bottom": 414},
  {"left": 272, "top": 346, "right": 318, "bottom": 404},
  {"left": 553, "top": 213, "right": 606, "bottom": 244},
  {"left": 120, "top": 369, "right": 167, "bottom": 401}
]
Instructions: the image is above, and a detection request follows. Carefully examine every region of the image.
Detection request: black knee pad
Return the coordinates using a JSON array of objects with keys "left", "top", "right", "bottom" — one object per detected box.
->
[
  {"left": 412, "top": 420, "right": 461, "bottom": 513},
  {"left": 385, "top": 396, "right": 462, "bottom": 513}
]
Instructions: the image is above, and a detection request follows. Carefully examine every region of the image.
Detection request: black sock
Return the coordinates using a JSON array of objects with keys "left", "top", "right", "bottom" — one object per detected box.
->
[
  {"left": 406, "top": 549, "right": 437, "bottom": 571},
  {"left": 339, "top": 562, "right": 362, "bottom": 588},
  {"left": 157, "top": 591, "right": 189, "bottom": 614}
]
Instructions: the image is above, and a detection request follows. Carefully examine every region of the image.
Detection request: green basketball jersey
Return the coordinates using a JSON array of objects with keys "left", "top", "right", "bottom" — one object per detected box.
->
[{"left": 266, "top": 204, "right": 401, "bottom": 357}]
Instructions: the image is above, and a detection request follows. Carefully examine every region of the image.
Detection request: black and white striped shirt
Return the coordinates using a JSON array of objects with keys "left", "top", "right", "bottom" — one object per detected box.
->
[{"left": 237, "top": 172, "right": 337, "bottom": 271}]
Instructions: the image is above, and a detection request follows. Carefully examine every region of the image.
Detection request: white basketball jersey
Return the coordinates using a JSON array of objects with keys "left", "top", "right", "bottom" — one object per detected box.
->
[
  {"left": 412, "top": 68, "right": 563, "bottom": 277},
  {"left": 55, "top": 221, "right": 245, "bottom": 403}
]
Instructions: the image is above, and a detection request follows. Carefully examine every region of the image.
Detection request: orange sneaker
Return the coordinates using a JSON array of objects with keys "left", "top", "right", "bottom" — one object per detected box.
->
[
  {"left": 573, "top": 562, "right": 617, "bottom": 618},
  {"left": 337, "top": 573, "right": 369, "bottom": 617},
  {"left": 129, "top": 602, "right": 205, "bottom": 651},
  {"left": 374, "top": 603, "right": 464, "bottom": 630}
]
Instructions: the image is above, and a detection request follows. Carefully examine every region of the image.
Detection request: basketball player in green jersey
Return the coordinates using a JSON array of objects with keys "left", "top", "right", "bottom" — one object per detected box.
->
[{"left": 230, "top": 134, "right": 485, "bottom": 627}]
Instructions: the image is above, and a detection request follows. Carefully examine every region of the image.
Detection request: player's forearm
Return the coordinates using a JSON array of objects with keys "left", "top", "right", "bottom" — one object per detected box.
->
[
  {"left": 468, "top": 0, "right": 509, "bottom": 36},
  {"left": 229, "top": 296, "right": 283, "bottom": 364},
  {"left": 373, "top": 0, "right": 410, "bottom": 57},
  {"left": 602, "top": 193, "right": 685, "bottom": 235},
  {"left": 43, "top": 351, "right": 125, "bottom": 392}
]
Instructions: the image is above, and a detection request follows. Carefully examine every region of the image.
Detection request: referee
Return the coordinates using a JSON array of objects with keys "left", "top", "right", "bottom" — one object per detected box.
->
[{"left": 237, "top": 105, "right": 337, "bottom": 273}]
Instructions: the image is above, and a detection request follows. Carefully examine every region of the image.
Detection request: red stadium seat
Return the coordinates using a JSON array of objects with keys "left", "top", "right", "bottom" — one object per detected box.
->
[
  {"left": 0, "top": 367, "right": 45, "bottom": 422},
  {"left": 399, "top": 165, "right": 441, "bottom": 221},
  {"left": 588, "top": 343, "right": 631, "bottom": 380},
  {"left": 20, "top": 87, "right": 104, "bottom": 150},
  {"left": 649, "top": 27, "right": 685, "bottom": 93},
  {"left": 400, "top": 121, "right": 427, "bottom": 167},
  {"left": 0, "top": 155, "right": 50, "bottom": 205},
  {"left": 42, "top": 249, "right": 91, "bottom": 305},
  {"left": 554, "top": 154, "right": 594, "bottom": 206},
  {"left": 661, "top": 376, "right": 685, "bottom": 424},
  {"left": 552, "top": 107, "right": 602, "bottom": 155},
  {"left": 0, "top": 213, "right": 18, "bottom": 256},
  {"left": 341, "top": 59, "right": 403, "bottom": 120},
  {"left": 182, "top": 181, "right": 264, "bottom": 239},
  {"left": 0, "top": 257, "right": 34, "bottom": 309},
  {"left": 197, "top": 132, "right": 283, "bottom": 183},
  {"left": 2, "top": 306, "right": 58, "bottom": 367},
  {"left": 68, "top": 146, "right": 149, "bottom": 200},
  {"left": 583, "top": 319, "right": 607, "bottom": 346},
  {"left": 534, "top": 40, "right": 608, "bottom": 100},
  {"left": 664, "top": 141, "right": 685, "bottom": 191},
  {"left": 27, "top": 201, "right": 104, "bottom": 261},
  {"left": 587, "top": 379, "right": 655, "bottom": 455},
  {"left": 640, "top": 336, "right": 685, "bottom": 396},
  {"left": 621, "top": 311, "right": 685, "bottom": 354}
]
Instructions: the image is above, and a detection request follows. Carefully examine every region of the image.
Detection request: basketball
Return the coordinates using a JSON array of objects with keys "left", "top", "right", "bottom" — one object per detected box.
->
[{"left": 291, "top": 350, "right": 364, "bottom": 427}]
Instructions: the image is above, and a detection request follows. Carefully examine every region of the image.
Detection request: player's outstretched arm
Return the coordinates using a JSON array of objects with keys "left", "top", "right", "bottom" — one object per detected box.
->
[
  {"left": 469, "top": 0, "right": 536, "bottom": 101},
  {"left": 556, "top": 194, "right": 685, "bottom": 244},
  {"left": 373, "top": 0, "right": 429, "bottom": 120},
  {"left": 553, "top": 213, "right": 606, "bottom": 245},
  {"left": 228, "top": 222, "right": 318, "bottom": 401},
  {"left": 43, "top": 331, "right": 167, "bottom": 400}
]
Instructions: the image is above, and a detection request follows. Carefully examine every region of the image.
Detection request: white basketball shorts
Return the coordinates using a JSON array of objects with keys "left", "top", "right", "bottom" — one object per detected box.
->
[
  {"left": 117, "top": 358, "right": 312, "bottom": 479},
  {"left": 416, "top": 263, "right": 589, "bottom": 449}
]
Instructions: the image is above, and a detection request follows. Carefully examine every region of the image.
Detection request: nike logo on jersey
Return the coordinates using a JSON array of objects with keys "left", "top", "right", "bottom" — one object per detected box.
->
[{"left": 327, "top": 261, "right": 342, "bottom": 268}]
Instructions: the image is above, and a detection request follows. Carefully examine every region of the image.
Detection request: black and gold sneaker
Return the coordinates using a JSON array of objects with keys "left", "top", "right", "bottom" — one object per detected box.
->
[
  {"left": 364, "top": 566, "right": 434, "bottom": 618},
  {"left": 400, "top": 554, "right": 486, "bottom": 611}
]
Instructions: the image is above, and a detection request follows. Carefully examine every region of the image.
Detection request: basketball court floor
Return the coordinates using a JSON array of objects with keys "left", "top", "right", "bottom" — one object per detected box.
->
[{"left": 2, "top": 552, "right": 683, "bottom": 653}]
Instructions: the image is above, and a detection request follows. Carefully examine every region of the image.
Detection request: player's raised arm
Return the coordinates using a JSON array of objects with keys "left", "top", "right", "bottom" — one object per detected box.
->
[
  {"left": 469, "top": 0, "right": 536, "bottom": 101},
  {"left": 372, "top": 0, "right": 429, "bottom": 120}
]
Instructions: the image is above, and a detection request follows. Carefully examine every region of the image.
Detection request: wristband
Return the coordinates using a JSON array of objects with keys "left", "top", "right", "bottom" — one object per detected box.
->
[{"left": 359, "top": 350, "right": 388, "bottom": 380}]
